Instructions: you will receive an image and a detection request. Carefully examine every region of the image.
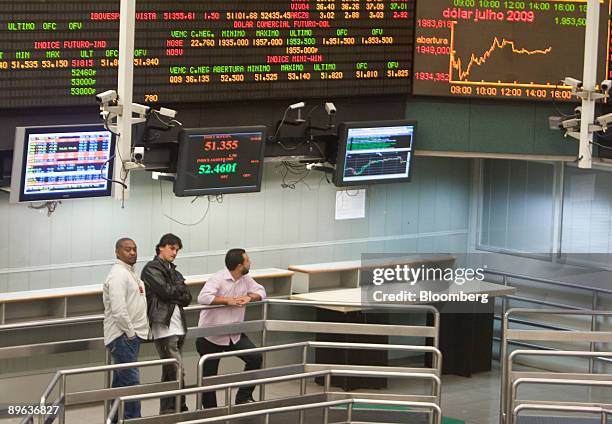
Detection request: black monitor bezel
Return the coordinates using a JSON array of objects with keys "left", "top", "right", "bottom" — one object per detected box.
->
[
  {"left": 10, "top": 123, "right": 115, "bottom": 203},
  {"left": 173, "top": 125, "right": 267, "bottom": 197},
  {"left": 333, "top": 119, "right": 417, "bottom": 187}
]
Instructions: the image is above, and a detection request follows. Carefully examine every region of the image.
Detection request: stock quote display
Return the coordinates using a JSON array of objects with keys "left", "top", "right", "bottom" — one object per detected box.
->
[
  {"left": 412, "top": 0, "right": 611, "bottom": 101},
  {"left": 0, "top": 0, "right": 414, "bottom": 108},
  {"left": 174, "top": 128, "right": 265, "bottom": 196}
]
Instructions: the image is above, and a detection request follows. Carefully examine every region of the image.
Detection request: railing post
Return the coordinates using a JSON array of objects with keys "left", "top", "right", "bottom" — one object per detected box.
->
[
  {"left": 225, "top": 387, "right": 231, "bottom": 424},
  {"left": 118, "top": 399, "right": 125, "bottom": 424},
  {"left": 176, "top": 361, "right": 182, "bottom": 414},
  {"left": 104, "top": 348, "right": 111, "bottom": 423},
  {"left": 197, "top": 356, "right": 204, "bottom": 410},
  {"left": 501, "top": 275, "right": 508, "bottom": 360},
  {"left": 589, "top": 293, "right": 598, "bottom": 374},
  {"left": 499, "top": 311, "right": 509, "bottom": 424},
  {"left": 260, "top": 302, "right": 269, "bottom": 402},
  {"left": 347, "top": 402, "right": 353, "bottom": 422},
  {"left": 59, "top": 374, "right": 66, "bottom": 424},
  {"left": 299, "top": 345, "right": 308, "bottom": 424}
]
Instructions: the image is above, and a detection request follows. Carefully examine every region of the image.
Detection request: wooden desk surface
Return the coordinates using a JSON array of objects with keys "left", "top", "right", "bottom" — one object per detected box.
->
[
  {"left": 291, "top": 280, "right": 516, "bottom": 312},
  {"left": 288, "top": 254, "right": 456, "bottom": 274},
  {"left": 184, "top": 268, "right": 294, "bottom": 285},
  {"left": 0, "top": 268, "right": 294, "bottom": 304}
]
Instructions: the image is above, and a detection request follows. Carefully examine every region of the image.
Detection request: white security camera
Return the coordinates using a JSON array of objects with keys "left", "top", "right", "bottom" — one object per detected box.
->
[
  {"left": 158, "top": 107, "right": 177, "bottom": 118},
  {"left": 548, "top": 116, "right": 563, "bottom": 130},
  {"left": 96, "top": 89, "right": 118, "bottom": 104},
  {"left": 132, "top": 146, "right": 145, "bottom": 162},
  {"left": 563, "top": 77, "right": 583, "bottom": 89},
  {"left": 324, "top": 102, "right": 337, "bottom": 115},
  {"left": 574, "top": 106, "right": 582, "bottom": 116},
  {"left": 131, "top": 103, "right": 150, "bottom": 117},
  {"left": 597, "top": 112, "right": 612, "bottom": 127},
  {"left": 289, "top": 101, "right": 305, "bottom": 110},
  {"left": 562, "top": 118, "right": 580, "bottom": 129},
  {"left": 601, "top": 80, "right": 612, "bottom": 92}
]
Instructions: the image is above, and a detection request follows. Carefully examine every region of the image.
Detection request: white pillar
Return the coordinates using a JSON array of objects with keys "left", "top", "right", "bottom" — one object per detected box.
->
[
  {"left": 113, "top": 0, "right": 137, "bottom": 199},
  {"left": 578, "top": 0, "right": 600, "bottom": 169}
]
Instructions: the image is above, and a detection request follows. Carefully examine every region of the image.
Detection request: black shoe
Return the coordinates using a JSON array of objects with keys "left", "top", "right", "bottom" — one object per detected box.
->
[{"left": 235, "top": 397, "right": 255, "bottom": 405}]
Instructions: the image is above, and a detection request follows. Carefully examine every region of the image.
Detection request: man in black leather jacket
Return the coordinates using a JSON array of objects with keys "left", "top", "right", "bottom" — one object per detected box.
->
[{"left": 141, "top": 233, "right": 192, "bottom": 414}]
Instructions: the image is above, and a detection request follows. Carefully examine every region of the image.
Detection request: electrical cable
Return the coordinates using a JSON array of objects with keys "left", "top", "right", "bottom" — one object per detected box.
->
[
  {"left": 552, "top": 80, "right": 575, "bottom": 118},
  {"left": 99, "top": 154, "right": 128, "bottom": 189},
  {"left": 159, "top": 180, "right": 213, "bottom": 226},
  {"left": 273, "top": 106, "right": 290, "bottom": 141},
  {"left": 590, "top": 140, "right": 612, "bottom": 151}
]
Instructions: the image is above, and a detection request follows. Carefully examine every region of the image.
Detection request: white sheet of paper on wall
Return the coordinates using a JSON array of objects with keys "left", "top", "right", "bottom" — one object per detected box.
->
[{"left": 335, "top": 189, "right": 366, "bottom": 220}]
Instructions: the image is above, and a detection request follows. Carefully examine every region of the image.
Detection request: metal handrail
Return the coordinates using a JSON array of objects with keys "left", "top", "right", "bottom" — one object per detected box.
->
[
  {"left": 108, "top": 368, "right": 442, "bottom": 424},
  {"left": 509, "top": 349, "right": 612, "bottom": 362},
  {"left": 500, "top": 309, "right": 612, "bottom": 424},
  {"left": 513, "top": 404, "right": 611, "bottom": 424},
  {"left": 195, "top": 340, "right": 443, "bottom": 408},
  {"left": 510, "top": 376, "right": 612, "bottom": 424},
  {"left": 485, "top": 269, "right": 612, "bottom": 294},
  {"left": 176, "top": 398, "right": 443, "bottom": 424},
  {"left": 39, "top": 358, "right": 180, "bottom": 424},
  {"left": 1, "top": 298, "right": 438, "bottom": 337}
]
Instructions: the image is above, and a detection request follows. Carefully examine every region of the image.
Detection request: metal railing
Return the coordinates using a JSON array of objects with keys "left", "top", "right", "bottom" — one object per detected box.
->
[
  {"left": 510, "top": 378, "right": 612, "bottom": 424},
  {"left": 0, "top": 299, "right": 439, "bottom": 360},
  {"left": 21, "top": 300, "right": 438, "bottom": 423},
  {"left": 513, "top": 404, "right": 611, "bottom": 424},
  {"left": 486, "top": 269, "right": 611, "bottom": 364},
  {"left": 108, "top": 368, "right": 442, "bottom": 424},
  {"left": 176, "top": 398, "right": 443, "bottom": 424},
  {"left": 499, "top": 308, "right": 612, "bottom": 424},
  {"left": 35, "top": 358, "right": 180, "bottom": 424},
  {"left": 196, "top": 340, "right": 442, "bottom": 408}
]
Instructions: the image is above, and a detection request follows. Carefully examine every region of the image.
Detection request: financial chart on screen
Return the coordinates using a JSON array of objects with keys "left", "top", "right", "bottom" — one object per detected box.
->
[
  {"left": 412, "top": 0, "right": 612, "bottom": 101},
  {"left": 0, "top": 0, "right": 415, "bottom": 108}
]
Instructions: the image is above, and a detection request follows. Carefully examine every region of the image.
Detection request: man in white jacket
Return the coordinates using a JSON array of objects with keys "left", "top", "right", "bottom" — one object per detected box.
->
[{"left": 103, "top": 238, "right": 149, "bottom": 422}]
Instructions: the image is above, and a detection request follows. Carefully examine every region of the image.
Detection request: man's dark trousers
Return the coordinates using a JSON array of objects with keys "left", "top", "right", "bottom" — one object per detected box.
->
[{"left": 195, "top": 334, "right": 263, "bottom": 408}]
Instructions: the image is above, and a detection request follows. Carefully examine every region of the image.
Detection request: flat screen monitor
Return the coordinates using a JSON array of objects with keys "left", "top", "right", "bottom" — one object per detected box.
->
[
  {"left": 333, "top": 120, "right": 416, "bottom": 187},
  {"left": 173, "top": 126, "right": 266, "bottom": 196},
  {"left": 10, "top": 124, "right": 115, "bottom": 203}
]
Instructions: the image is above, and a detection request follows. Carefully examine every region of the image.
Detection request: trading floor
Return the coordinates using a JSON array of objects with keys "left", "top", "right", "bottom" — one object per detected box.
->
[{"left": 2, "top": 0, "right": 612, "bottom": 423}]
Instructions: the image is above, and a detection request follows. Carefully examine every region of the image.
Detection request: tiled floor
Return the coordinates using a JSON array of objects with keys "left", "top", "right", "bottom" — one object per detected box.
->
[{"left": 2, "top": 361, "right": 609, "bottom": 423}]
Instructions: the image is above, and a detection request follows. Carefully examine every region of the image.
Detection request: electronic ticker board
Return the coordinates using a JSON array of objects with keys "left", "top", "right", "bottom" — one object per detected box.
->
[
  {"left": 412, "top": 0, "right": 611, "bottom": 101},
  {"left": 0, "top": 0, "right": 415, "bottom": 108}
]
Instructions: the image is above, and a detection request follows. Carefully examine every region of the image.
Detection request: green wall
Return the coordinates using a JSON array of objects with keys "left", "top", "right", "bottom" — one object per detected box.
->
[{"left": 406, "top": 97, "right": 578, "bottom": 156}]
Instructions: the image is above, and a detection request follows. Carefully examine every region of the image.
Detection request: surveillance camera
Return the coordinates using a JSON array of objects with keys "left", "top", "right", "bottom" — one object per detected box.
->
[
  {"left": 289, "top": 101, "right": 305, "bottom": 110},
  {"left": 548, "top": 116, "right": 563, "bottom": 130},
  {"left": 563, "top": 77, "right": 583, "bottom": 89},
  {"left": 601, "top": 80, "right": 612, "bottom": 92},
  {"left": 132, "top": 146, "right": 145, "bottom": 162},
  {"left": 562, "top": 118, "right": 580, "bottom": 129},
  {"left": 597, "top": 112, "right": 612, "bottom": 127},
  {"left": 324, "top": 102, "right": 337, "bottom": 115},
  {"left": 574, "top": 106, "right": 582, "bottom": 116},
  {"left": 96, "top": 90, "right": 118, "bottom": 104},
  {"left": 131, "top": 103, "right": 150, "bottom": 117},
  {"left": 158, "top": 107, "right": 177, "bottom": 118}
]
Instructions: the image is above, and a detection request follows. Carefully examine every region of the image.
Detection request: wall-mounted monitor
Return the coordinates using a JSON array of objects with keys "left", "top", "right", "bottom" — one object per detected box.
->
[
  {"left": 333, "top": 120, "right": 416, "bottom": 187},
  {"left": 10, "top": 124, "right": 115, "bottom": 203},
  {"left": 173, "top": 126, "right": 266, "bottom": 196}
]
